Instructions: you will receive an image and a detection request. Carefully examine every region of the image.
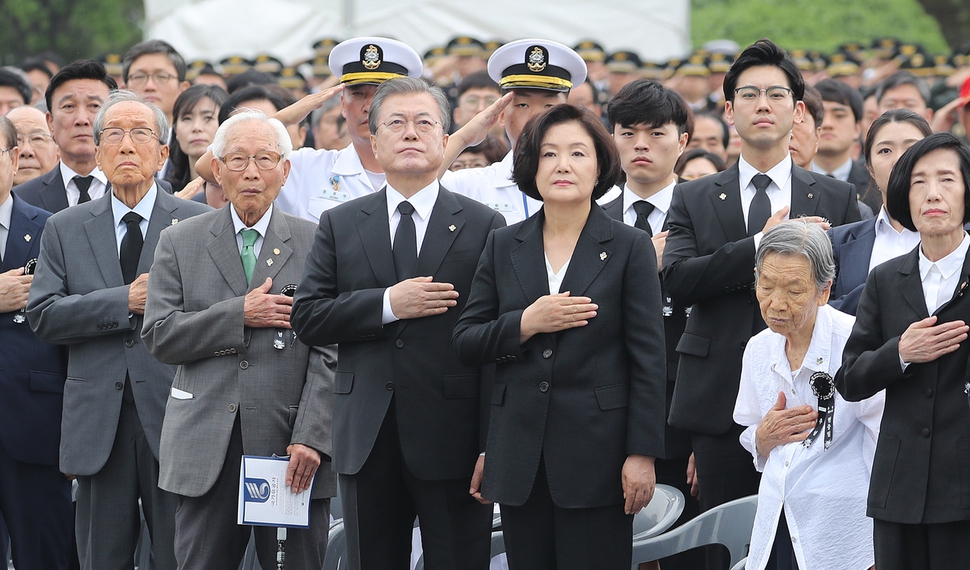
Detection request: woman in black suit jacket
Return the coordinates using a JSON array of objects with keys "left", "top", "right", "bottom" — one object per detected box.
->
[
  {"left": 453, "top": 104, "right": 667, "bottom": 570},
  {"left": 836, "top": 133, "right": 970, "bottom": 570}
]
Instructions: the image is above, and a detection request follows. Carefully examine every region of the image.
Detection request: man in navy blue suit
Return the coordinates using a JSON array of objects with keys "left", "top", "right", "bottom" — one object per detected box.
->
[{"left": 0, "top": 116, "right": 72, "bottom": 568}]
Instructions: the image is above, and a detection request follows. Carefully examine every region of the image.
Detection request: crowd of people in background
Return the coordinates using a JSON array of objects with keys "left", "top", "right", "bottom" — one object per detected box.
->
[{"left": 1, "top": 27, "right": 970, "bottom": 570}]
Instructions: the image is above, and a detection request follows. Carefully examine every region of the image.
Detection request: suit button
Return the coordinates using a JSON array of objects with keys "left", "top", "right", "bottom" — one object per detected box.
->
[
  {"left": 386, "top": 382, "right": 394, "bottom": 391},
  {"left": 542, "top": 349, "right": 553, "bottom": 359},
  {"left": 125, "top": 340, "right": 134, "bottom": 348},
  {"left": 395, "top": 339, "right": 405, "bottom": 348},
  {"left": 922, "top": 428, "right": 931, "bottom": 438},
  {"left": 115, "top": 382, "right": 123, "bottom": 390},
  {"left": 228, "top": 403, "right": 237, "bottom": 413},
  {"left": 240, "top": 360, "right": 249, "bottom": 369},
  {"left": 925, "top": 388, "right": 933, "bottom": 398},
  {"left": 539, "top": 381, "right": 549, "bottom": 392}
]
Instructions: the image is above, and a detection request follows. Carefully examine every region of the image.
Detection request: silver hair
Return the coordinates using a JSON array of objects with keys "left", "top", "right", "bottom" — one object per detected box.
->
[
  {"left": 755, "top": 219, "right": 836, "bottom": 292},
  {"left": 369, "top": 77, "right": 450, "bottom": 135},
  {"left": 211, "top": 110, "right": 293, "bottom": 160},
  {"left": 92, "top": 90, "right": 170, "bottom": 146}
]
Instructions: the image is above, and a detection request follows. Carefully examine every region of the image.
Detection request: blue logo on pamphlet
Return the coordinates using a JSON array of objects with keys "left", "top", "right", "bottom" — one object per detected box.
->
[{"left": 244, "top": 478, "right": 271, "bottom": 503}]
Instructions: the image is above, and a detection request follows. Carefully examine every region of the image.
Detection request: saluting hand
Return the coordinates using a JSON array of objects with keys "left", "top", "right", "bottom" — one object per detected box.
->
[
  {"left": 519, "top": 292, "right": 597, "bottom": 343},
  {"left": 755, "top": 392, "right": 817, "bottom": 457}
]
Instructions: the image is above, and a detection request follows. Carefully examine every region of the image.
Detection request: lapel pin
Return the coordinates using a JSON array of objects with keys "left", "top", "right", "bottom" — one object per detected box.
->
[
  {"left": 23, "top": 234, "right": 31, "bottom": 242},
  {"left": 273, "top": 248, "right": 281, "bottom": 255},
  {"left": 807, "top": 193, "right": 814, "bottom": 199},
  {"left": 266, "top": 259, "right": 274, "bottom": 266},
  {"left": 816, "top": 356, "right": 823, "bottom": 365},
  {"left": 171, "top": 218, "right": 178, "bottom": 224},
  {"left": 448, "top": 224, "right": 456, "bottom": 232},
  {"left": 600, "top": 252, "right": 608, "bottom": 260},
  {"left": 718, "top": 193, "right": 727, "bottom": 201}
]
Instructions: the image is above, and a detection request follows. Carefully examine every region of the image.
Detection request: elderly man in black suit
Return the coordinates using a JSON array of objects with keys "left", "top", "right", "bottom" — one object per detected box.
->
[
  {"left": 661, "top": 39, "right": 860, "bottom": 563},
  {"left": 292, "top": 77, "right": 504, "bottom": 570}
]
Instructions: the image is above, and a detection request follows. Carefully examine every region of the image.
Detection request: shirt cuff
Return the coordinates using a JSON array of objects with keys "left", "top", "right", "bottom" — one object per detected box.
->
[
  {"left": 381, "top": 287, "right": 399, "bottom": 325},
  {"left": 900, "top": 354, "right": 910, "bottom": 372}
]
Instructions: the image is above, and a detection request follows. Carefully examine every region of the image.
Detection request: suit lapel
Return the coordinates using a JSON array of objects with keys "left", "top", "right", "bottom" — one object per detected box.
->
[
  {"left": 510, "top": 213, "right": 549, "bottom": 300},
  {"left": 897, "top": 249, "right": 929, "bottom": 319},
  {"left": 39, "top": 168, "right": 69, "bottom": 213},
  {"left": 250, "top": 208, "right": 293, "bottom": 291},
  {"left": 140, "top": 190, "right": 179, "bottom": 276},
  {"left": 207, "top": 207, "right": 249, "bottom": 297},
  {"left": 709, "top": 165, "right": 747, "bottom": 240},
  {"left": 558, "top": 206, "right": 613, "bottom": 296},
  {"left": 937, "top": 236, "right": 970, "bottom": 314},
  {"left": 83, "top": 194, "right": 125, "bottom": 287},
  {"left": 602, "top": 194, "right": 623, "bottom": 222},
  {"left": 790, "top": 166, "right": 820, "bottom": 218},
  {"left": 414, "top": 189, "right": 463, "bottom": 278},
  {"left": 356, "top": 189, "right": 397, "bottom": 287},
  {"left": 838, "top": 221, "right": 876, "bottom": 296},
  {"left": 2, "top": 196, "right": 42, "bottom": 271}
]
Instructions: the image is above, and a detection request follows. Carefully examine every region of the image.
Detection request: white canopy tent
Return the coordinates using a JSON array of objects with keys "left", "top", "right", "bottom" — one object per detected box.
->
[{"left": 145, "top": 0, "right": 691, "bottom": 66}]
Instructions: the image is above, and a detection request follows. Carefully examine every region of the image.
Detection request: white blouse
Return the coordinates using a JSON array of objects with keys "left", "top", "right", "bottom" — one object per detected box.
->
[
  {"left": 734, "top": 304, "right": 884, "bottom": 570},
  {"left": 544, "top": 254, "right": 570, "bottom": 295}
]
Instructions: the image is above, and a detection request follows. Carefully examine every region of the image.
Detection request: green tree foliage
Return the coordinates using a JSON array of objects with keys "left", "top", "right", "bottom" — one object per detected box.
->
[
  {"left": 692, "top": 0, "right": 951, "bottom": 54},
  {"left": 0, "top": 0, "right": 144, "bottom": 65}
]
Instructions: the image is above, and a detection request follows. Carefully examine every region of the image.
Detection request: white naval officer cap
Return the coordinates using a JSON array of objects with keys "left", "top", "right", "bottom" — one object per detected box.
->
[
  {"left": 328, "top": 37, "right": 424, "bottom": 86},
  {"left": 487, "top": 39, "right": 587, "bottom": 93}
]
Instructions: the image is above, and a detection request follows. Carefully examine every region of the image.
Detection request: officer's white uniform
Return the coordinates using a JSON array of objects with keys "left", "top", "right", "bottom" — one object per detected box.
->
[
  {"left": 441, "top": 151, "right": 542, "bottom": 226},
  {"left": 276, "top": 145, "right": 382, "bottom": 222}
]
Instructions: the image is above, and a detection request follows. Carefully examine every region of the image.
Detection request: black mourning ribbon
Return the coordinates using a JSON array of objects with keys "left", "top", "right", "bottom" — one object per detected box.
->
[
  {"left": 275, "top": 284, "right": 298, "bottom": 350},
  {"left": 13, "top": 258, "right": 37, "bottom": 324},
  {"left": 804, "top": 371, "right": 835, "bottom": 450}
]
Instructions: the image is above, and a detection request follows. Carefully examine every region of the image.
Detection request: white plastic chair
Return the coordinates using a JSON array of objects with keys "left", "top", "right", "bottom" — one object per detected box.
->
[{"left": 633, "top": 484, "right": 686, "bottom": 539}]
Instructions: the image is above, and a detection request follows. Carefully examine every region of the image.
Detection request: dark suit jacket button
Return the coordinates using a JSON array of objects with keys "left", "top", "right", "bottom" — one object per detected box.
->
[
  {"left": 125, "top": 340, "right": 135, "bottom": 348},
  {"left": 228, "top": 403, "right": 237, "bottom": 413},
  {"left": 240, "top": 360, "right": 249, "bottom": 369},
  {"left": 539, "top": 381, "right": 549, "bottom": 392},
  {"left": 386, "top": 382, "right": 394, "bottom": 391},
  {"left": 395, "top": 339, "right": 405, "bottom": 348},
  {"left": 114, "top": 382, "right": 123, "bottom": 390},
  {"left": 922, "top": 428, "right": 931, "bottom": 438},
  {"left": 925, "top": 388, "right": 933, "bottom": 398},
  {"left": 542, "top": 349, "right": 553, "bottom": 359}
]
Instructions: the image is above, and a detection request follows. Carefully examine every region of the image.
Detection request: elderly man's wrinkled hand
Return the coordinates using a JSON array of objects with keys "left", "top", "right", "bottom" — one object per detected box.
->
[
  {"left": 285, "top": 443, "right": 320, "bottom": 494},
  {"left": 0, "top": 267, "right": 32, "bottom": 313},
  {"left": 622, "top": 454, "right": 656, "bottom": 515},
  {"left": 243, "top": 278, "right": 292, "bottom": 329},
  {"left": 128, "top": 273, "right": 149, "bottom": 314}
]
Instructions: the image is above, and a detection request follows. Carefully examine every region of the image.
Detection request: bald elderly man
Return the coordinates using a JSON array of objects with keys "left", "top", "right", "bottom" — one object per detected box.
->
[{"left": 7, "top": 106, "right": 59, "bottom": 187}]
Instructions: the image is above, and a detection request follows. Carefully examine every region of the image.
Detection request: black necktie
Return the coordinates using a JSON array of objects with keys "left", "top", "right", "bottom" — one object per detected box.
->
[
  {"left": 632, "top": 200, "right": 655, "bottom": 236},
  {"left": 748, "top": 174, "right": 772, "bottom": 236},
  {"left": 393, "top": 201, "right": 417, "bottom": 281},
  {"left": 74, "top": 175, "right": 94, "bottom": 204},
  {"left": 120, "top": 212, "right": 143, "bottom": 284}
]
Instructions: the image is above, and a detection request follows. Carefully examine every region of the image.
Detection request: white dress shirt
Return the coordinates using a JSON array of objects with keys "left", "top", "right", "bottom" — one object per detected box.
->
[
  {"left": 544, "top": 255, "right": 569, "bottom": 295},
  {"left": 60, "top": 162, "right": 108, "bottom": 206},
  {"left": 230, "top": 204, "right": 273, "bottom": 258},
  {"left": 811, "top": 157, "right": 853, "bottom": 181},
  {"left": 381, "top": 180, "right": 440, "bottom": 324},
  {"left": 620, "top": 181, "right": 674, "bottom": 235},
  {"left": 0, "top": 193, "right": 13, "bottom": 260},
  {"left": 869, "top": 206, "right": 921, "bottom": 272},
  {"left": 737, "top": 154, "right": 793, "bottom": 247},
  {"left": 918, "top": 232, "right": 970, "bottom": 315},
  {"left": 734, "top": 305, "right": 883, "bottom": 570},
  {"left": 110, "top": 183, "right": 156, "bottom": 254}
]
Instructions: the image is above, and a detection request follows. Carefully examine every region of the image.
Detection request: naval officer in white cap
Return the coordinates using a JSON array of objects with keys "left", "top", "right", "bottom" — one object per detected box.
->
[
  {"left": 196, "top": 37, "right": 423, "bottom": 223},
  {"left": 439, "top": 39, "right": 587, "bottom": 225}
]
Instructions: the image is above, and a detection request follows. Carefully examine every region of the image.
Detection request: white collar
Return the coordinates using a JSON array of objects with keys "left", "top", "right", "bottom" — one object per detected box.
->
[
  {"left": 622, "top": 180, "right": 675, "bottom": 218},
  {"left": 111, "top": 183, "right": 157, "bottom": 228},
  {"left": 769, "top": 304, "right": 836, "bottom": 379},
  {"left": 738, "top": 153, "right": 792, "bottom": 192},
  {"left": 919, "top": 232, "right": 970, "bottom": 282},
  {"left": 874, "top": 206, "right": 913, "bottom": 238},
  {"left": 386, "top": 180, "right": 439, "bottom": 223},
  {"left": 0, "top": 192, "right": 13, "bottom": 231},
  {"left": 811, "top": 157, "right": 853, "bottom": 181},
  {"left": 231, "top": 204, "right": 274, "bottom": 238},
  {"left": 59, "top": 161, "right": 108, "bottom": 187}
]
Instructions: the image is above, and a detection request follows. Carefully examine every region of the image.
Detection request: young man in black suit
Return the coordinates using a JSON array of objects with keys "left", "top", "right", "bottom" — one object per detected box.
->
[
  {"left": 661, "top": 38, "right": 860, "bottom": 567},
  {"left": 292, "top": 77, "right": 504, "bottom": 570}
]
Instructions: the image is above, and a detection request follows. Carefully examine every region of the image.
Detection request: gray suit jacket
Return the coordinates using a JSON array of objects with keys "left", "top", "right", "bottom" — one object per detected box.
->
[
  {"left": 142, "top": 206, "right": 336, "bottom": 499},
  {"left": 26, "top": 189, "right": 210, "bottom": 475}
]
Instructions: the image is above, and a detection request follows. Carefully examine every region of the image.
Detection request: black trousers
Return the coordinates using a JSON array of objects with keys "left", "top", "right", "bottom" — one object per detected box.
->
[
  {"left": 766, "top": 510, "right": 798, "bottom": 570},
  {"left": 874, "top": 518, "right": 970, "bottom": 570},
  {"left": 652, "top": 455, "right": 705, "bottom": 570},
  {"left": 340, "top": 402, "right": 492, "bottom": 570},
  {"left": 501, "top": 459, "right": 633, "bottom": 570}
]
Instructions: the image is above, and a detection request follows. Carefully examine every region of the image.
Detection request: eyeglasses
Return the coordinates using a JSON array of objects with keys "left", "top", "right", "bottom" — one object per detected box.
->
[
  {"left": 220, "top": 152, "right": 283, "bottom": 172},
  {"left": 100, "top": 127, "right": 158, "bottom": 145},
  {"left": 734, "top": 86, "right": 793, "bottom": 103},
  {"left": 127, "top": 72, "right": 176, "bottom": 86},
  {"left": 17, "top": 133, "right": 54, "bottom": 147},
  {"left": 377, "top": 117, "right": 441, "bottom": 135},
  {"left": 0, "top": 148, "right": 13, "bottom": 157},
  {"left": 459, "top": 96, "right": 499, "bottom": 109}
]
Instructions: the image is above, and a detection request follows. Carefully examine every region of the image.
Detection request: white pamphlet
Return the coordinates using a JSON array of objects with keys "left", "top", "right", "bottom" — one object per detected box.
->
[{"left": 237, "top": 455, "right": 313, "bottom": 528}]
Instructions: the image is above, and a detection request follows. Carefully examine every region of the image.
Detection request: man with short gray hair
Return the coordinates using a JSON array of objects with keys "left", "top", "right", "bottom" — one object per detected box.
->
[
  {"left": 293, "top": 77, "right": 504, "bottom": 569},
  {"left": 27, "top": 91, "right": 210, "bottom": 570},
  {"left": 142, "top": 111, "right": 336, "bottom": 569}
]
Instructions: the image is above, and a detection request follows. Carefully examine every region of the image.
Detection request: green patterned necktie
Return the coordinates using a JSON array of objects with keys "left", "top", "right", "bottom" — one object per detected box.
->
[{"left": 241, "top": 228, "right": 258, "bottom": 285}]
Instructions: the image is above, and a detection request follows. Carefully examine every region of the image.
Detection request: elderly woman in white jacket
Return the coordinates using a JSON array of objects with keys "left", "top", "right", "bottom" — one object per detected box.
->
[{"left": 734, "top": 220, "right": 883, "bottom": 570}]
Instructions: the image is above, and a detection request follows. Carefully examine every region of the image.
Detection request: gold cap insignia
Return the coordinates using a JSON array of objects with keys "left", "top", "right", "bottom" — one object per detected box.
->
[
  {"left": 527, "top": 46, "right": 547, "bottom": 73},
  {"left": 362, "top": 45, "right": 382, "bottom": 71}
]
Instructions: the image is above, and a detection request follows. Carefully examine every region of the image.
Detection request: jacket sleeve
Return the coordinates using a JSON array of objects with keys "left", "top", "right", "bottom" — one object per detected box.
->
[{"left": 290, "top": 344, "right": 336, "bottom": 459}]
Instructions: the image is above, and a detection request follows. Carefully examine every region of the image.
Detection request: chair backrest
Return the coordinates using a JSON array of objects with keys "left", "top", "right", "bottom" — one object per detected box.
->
[
  {"left": 630, "top": 494, "right": 759, "bottom": 569},
  {"left": 632, "top": 484, "right": 686, "bottom": 539}
]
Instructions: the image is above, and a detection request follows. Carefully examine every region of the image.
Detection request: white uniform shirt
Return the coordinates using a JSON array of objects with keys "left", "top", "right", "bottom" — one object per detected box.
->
[
  {"left": 734, "top": 305, "right": 883, "bottom": 570},
  {"left": 274, "top": 144, "right": 384, "bottom": 223},
  {"left": 441, "top": 151, "right": 542, "bottom": 226}
]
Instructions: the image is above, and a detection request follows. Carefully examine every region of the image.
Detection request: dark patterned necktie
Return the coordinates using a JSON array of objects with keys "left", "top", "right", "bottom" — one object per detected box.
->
[
  {"left": 120, "top": 212, "right": 143, "bottom": 284},
  {"left": 748, "top": 174, "right": 772, "bottom": 236},
  {"left": 393, "top": 201, "right": 417, "bottom": 281}
]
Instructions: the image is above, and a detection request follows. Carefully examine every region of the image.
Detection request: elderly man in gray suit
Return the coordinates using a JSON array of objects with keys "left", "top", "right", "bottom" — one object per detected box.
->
[
  {"left": 142, "top": 110, "right": 336, "bottom": 570},
  {"left": 27, "top": 90, "right": 210, "bottom": 570}
]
